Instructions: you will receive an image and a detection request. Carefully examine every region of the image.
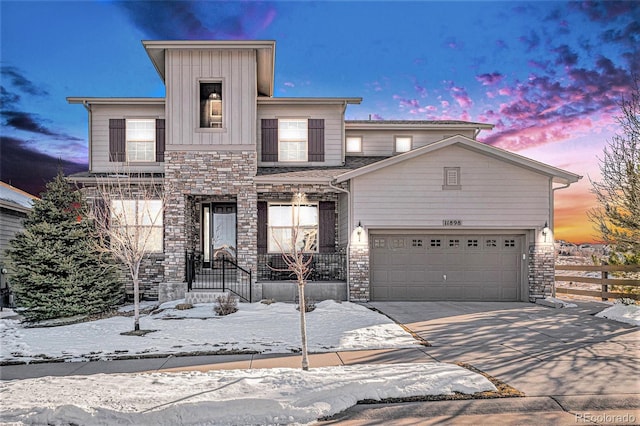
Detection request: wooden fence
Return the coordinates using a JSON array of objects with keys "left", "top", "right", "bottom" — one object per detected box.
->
[{"left": 555, "top": 264, "right": 640, "bottom": 301}]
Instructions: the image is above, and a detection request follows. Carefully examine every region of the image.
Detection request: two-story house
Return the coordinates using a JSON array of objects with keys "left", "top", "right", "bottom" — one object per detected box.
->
[{"left": 68, "top": 40, "right": 581, "bottom": 304}]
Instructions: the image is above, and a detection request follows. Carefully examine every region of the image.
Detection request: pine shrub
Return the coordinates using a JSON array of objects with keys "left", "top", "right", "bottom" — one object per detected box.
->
[{"left": 6, "top": 171, "right": 122, "bottom": 322}]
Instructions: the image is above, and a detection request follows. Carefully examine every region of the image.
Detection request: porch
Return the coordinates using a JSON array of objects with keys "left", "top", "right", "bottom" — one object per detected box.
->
[{"left": 185, "top": 251, "right": 347, "bottom": 303}]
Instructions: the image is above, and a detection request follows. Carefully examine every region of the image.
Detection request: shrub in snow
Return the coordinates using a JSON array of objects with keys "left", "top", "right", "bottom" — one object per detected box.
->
[
  {"left": 6, "top": 171, "right": 122, "bottom": 322},
  {"left": 261, "top": 298, "right": 277, "bottom": 305},
  {"left": 615, "top": 298, "right": 637, "bottom": 306},
  {"left": 214, "top": 293, "right": 238, "bottom": 316},
  {"left": 175, "top": 303, "right": 193, "bottom": 310},
  {"left": 296, "top": 297, "right": 316, "bottom": 313}
]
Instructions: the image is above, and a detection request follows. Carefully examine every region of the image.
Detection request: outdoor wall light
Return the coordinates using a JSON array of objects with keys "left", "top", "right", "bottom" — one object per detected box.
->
[
  {"left": 355, "top": 221, "right": 364, "bottom": 242},
  {"left": 542, "top": 221, "right": 550, "bottom": 236}
]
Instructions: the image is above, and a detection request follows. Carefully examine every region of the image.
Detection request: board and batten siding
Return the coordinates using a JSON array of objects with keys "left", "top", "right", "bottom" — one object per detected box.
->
[
  {"left": 90, "top": 104, "right": 165, "bottom": 173},
  {"left": 165, "top": 49, "right": 257, "bottom": 148},
  {"left": 351, "top": 145, "right": 550, "bottom": 229},
  {"left": 346, "top": 129, "right": 477, "bottom": 157},
  {"left": 257, "top": 103, "right": 345, "bottom": 167}
]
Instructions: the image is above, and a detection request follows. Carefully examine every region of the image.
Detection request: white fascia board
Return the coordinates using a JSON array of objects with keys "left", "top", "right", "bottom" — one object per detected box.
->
[
  {"left": 257, "top": 97, "right": 362, "bottom": 105},
  {"left": 344, "top": 122, "right": 494, "bottom": 131},
  {"left": 67, "top": 97, "right": 165, "bottom": 105},
  {"left": 335, "top": 134, "right": 582, "bottom": 185}
]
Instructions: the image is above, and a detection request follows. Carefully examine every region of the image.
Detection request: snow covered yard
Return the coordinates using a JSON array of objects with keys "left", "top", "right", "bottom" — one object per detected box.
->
[
  {"left": 1, "top": 300, "right": 418, "bottom": 364},
  {"left": 0, "top": 363, "right": 497, "bottom": 425},
  {"left": 595, "top": 302, "right": 640, "bottom": 326}
]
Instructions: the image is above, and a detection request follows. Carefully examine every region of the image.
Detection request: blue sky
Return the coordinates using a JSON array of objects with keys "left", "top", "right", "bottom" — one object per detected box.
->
[{"left": 1, "top": 1, "right": 638, "bottom": 242}]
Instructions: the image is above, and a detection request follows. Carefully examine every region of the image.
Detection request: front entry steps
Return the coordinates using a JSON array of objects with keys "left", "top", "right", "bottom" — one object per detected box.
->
[{"left": 185, "top": 290, "right": 239, "bottom": 305}]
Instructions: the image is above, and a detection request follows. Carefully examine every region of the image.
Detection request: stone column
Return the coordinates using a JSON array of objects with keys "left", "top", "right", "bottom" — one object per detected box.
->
[
  {"left": 528, "top": 243, "right": 555, "bottom": 301},
  {"left": 349, "top": 244, "right": 370, "bottom": 301}
]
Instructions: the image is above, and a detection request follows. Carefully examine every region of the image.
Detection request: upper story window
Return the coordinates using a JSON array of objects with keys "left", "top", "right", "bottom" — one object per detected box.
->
[
  {"left": 261, "top": 118, "right": 324, "bottom": 163},
  {"left": 126, "top": 119, "right": 156, "bottom": 162},
  {"left": 395, "top": 136, "right": 412, "bottom": 153},
  {"left": 346, "top": 136, "right": 362, "bottom": 153},
  {"left": 279, "top": 119, "right": 308, "bottom": 162},
  {"left": 443, "top": 167, "right": 462, "bottom": 190},
  {"left": 199, "top": 82, "right": 223, "bottom": 128},
  {"left": 109, "top": 118, "right": 165, "bottom": 163}
]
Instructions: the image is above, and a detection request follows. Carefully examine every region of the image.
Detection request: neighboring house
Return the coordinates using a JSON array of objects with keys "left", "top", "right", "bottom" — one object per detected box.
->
[
  {"left": 67, "top": 40, "right": 581, "bottom": 304},
  {"left": 0, "top": 181, "right": 38, "bottom": 306}
]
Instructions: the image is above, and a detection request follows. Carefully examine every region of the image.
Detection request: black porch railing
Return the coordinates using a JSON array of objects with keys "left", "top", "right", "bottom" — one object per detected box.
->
[
  {"left": 186, "top": 252, "right": 252, "bottom": 302},
  {"left": 257, "top": 253, "right": 346, "bottom": 281}
]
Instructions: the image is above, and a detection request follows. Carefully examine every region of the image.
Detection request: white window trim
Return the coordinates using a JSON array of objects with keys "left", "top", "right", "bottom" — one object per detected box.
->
[
  {"left": 394, "top": 136, "right": 412, "bottom": 154},
  {"left": 278, "top": 118, "right": 308, "bottom": 162},
  {"left": 267, "top": 201, "right": 318, "bottom": 253},
  {"left": 125, "top": 118, "right": 156, "bottom": 163},
  {"left": 443, "top": 167, "right": 462, "bottom": 190}
]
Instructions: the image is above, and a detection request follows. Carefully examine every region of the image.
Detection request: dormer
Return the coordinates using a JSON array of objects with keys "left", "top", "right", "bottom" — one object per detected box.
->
[{"left": 143, "top": 40, "right": 276, "bottom": 150}]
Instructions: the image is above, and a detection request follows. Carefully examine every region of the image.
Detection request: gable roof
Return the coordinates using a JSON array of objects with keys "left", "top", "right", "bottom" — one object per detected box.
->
[
  {"left": 0, "top": 181, "right": 38, "bottom": 214},
  {"left": 335, "top": 134, "right": 582, "bottom": 185}
]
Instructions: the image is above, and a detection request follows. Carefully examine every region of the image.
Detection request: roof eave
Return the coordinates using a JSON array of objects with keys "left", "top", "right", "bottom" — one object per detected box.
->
[
  {"left": 257, "top": 97, "right": 362, "bottom": 105},
  {"left": 67, "top": 97, "right": 165, "bottom": 105}
]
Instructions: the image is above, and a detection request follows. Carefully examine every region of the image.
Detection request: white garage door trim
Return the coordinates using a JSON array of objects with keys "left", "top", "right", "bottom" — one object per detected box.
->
[{"left": 370, "top": 232, "right": 525, "bottom": 301}]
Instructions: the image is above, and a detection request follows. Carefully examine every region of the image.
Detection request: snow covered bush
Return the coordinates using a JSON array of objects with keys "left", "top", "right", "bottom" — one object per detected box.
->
[{"left": 214, "top": 293, "right": 238, "bottom": 316}]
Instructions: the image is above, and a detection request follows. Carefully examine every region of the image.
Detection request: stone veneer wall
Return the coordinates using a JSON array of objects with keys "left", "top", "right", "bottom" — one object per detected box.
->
[
  {"left": 161, "top": 151, "right": 257, "bottom": 302},
  {"left": 528, "top": 243, "right": 555, "bottom": 301},
  {"left": 349, "top": 244, "right": 370, "bottom": 301}
]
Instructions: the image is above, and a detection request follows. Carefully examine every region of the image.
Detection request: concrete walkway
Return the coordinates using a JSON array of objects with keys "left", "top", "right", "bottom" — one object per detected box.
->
[
  {"left": 2, "top": 300, "right": 639, "bottom": 425},
  {"left": 320, "top": 300, "right": 640, "bottom": 424}
]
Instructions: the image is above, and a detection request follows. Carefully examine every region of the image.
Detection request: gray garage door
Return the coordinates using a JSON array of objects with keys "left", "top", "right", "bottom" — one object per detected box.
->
[{"left": 370, "top": 234, "right": 523, "bottom": 301}]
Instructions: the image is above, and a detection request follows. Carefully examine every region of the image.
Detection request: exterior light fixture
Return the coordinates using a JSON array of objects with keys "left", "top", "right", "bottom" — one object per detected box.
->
[
  {"left": 356, "top": 221, "right": 363, "bottom": 242},
  {"left": 542, "top": 221, "right": 550, "bottom": 236}
]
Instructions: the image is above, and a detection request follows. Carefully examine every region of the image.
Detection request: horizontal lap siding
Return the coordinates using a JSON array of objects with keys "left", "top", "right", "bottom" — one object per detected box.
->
[
  {"left": 346, "top": 129, "right": 477, "bottom": 157},
  {"left": 352, "top": 145, "right": 549, "bottom": 228},
  {"left": 91, "top": 104, "right": 165, "bottom": 173},
  {"left": 257, "top": 104, "right": 344, "bottom": 166},
  {"left": 166, "top": 49, "right": 256, "bottom": 147}
]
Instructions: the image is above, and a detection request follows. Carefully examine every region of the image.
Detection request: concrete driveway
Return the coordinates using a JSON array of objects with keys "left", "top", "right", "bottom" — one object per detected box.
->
[{"left": 368, "top": 301, "right": 640, "bottom": 398}]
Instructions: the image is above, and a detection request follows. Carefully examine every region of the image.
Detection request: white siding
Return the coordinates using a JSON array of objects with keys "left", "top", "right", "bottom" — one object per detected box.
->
[
  {"left": 352, "top": 145, "right": 550, "bottom": 229},
  {"left": 347, "top": 129, "right": 477, "bottom": 157},
  {"left": 90, "top": 104, "right": 165, "bottom": 173},
  {"left": 257, "top": 103, "right": 344, "bottom": 167},
  {"left": 338, "top": 192, "right": 349, "bottom": 246},
  {"left": 0, "top": 209, "right": 26, "bottom": 258},
  {"left": 165, "top": 49, "right": 256, "bottom": 148}
]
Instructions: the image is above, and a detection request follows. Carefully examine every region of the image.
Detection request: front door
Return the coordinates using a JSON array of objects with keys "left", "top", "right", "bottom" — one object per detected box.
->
[{"left": 202, "top": 203, "right": 237, "bottom": 267}]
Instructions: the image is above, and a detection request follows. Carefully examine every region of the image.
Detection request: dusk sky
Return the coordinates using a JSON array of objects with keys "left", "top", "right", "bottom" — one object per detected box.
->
[{"left": 1, "top": 1, "right": 638, "bottom": 243}]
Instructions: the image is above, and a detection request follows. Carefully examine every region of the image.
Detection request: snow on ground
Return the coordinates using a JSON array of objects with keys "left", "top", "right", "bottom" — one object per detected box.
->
[
  {"left": 595, "top": 303, "right": 640, "bottom": 326},
  {"left": 0, "top": 300, "right": 418, "bottom": 363},
  {"left": 543, "top": 296, "right": 578, "bottom": 308},
  {"left": 0, "top": 363, "right": 496, "bottom": 426}
]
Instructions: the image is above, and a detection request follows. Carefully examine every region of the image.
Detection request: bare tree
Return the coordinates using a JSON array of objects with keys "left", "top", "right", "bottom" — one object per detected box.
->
[
  {"left": 269, "top": 192, "right": 317, "bottom": 370},
  {"left": 87, "top": 172, "right": 166, "bottom": 331},
  {"left": 589, "top": 77, "right": 640, "bottom": 262}
]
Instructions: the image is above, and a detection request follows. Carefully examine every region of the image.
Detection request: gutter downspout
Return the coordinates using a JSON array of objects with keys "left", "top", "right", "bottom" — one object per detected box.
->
[
  {"left": 329, "top": 180, "right": 351, "bottom": 302},
  {"left": 81, "top": 101, "right": 92, "bottom": 172},
  {"left": 549, "top": 180, "right": 572, "bottom": 297}
]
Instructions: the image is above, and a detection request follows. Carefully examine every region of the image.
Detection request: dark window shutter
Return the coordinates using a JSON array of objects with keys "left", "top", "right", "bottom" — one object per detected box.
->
[
  {"left": 257, "top": 201, "right": 268, "bottom": 253},
  {"left": 318, "top": 201, "right": 335, "bottom": 253},
  {"left": 109, "top": 119, "right": 126, "bottom": 162},
  {"left": 261, "top": 119, "right": 278, "bottom": 162},
  {"left": 308, "top": 119, "right": 325, "bottom": 162},
  {"left": 155, "top": 119, "right": 165, "bottom": 162}
]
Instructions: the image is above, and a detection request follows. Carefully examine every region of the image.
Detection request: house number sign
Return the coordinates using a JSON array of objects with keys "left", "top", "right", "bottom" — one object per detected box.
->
[{"left": 443, "top": 219, "right": 462, "bottom": 226}]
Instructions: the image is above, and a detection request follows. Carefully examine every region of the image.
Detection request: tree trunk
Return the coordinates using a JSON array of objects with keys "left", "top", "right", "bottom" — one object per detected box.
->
[
  {"left": 298, "top": 280, "right": 309, "bottom": 371},
  {"left": 133, "top": 276, "right": 140, "bottom": 332}
]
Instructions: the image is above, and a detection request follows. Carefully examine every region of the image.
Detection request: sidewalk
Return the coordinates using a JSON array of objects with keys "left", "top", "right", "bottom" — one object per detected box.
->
[{"left": 0, "top": 346, "right": 432, "bottom": 380}]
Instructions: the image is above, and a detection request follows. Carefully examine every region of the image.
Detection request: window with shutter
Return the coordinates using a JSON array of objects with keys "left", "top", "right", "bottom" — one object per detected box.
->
[
  {"left": 261, "top": 119, "right": 279, "bottom": 162},
  {"left": 308, "top": 119, "right": 325, "bottom": 162},
  {"left": 109, "top": 119, "right": 126, "bottom": 162},
  {"left": 318, "top": 201, "right": 335, "bottom": 253},
  {"left": 155, "top": 119, "right": 165, "bottom": 162}
]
